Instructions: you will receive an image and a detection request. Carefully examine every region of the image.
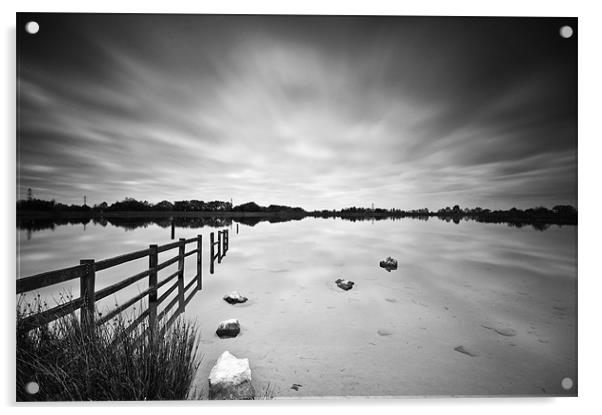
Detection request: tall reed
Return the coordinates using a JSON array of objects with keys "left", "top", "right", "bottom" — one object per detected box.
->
[{"left": 17, "top": 297, "right": 200, "bottom": 401}]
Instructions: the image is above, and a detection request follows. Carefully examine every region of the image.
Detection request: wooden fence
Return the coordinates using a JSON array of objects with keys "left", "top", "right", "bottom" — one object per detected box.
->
[
  {"left": 209, "top": 230, "right": 228, "bottom": 274},
  {"left": 17, "top": 229, "right": 230, "bottom": 336}
]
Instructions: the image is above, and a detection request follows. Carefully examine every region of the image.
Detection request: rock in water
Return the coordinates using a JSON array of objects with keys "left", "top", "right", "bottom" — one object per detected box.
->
[
  {"left": 208, "top": 351, "right": 255, "bottom": 400},
  {"left": 379, "top": 257, "right": 398, "bottom": 271},
  {"left": 454, "top": 345, "right": 479, "bottom": 357},
  {"left": 493, "top": 328, "right": 517, "bottom": 337},
  {"left": 481, "top": 323, "right": 517, "bottom": 337},
  {"left": 223, "top": 292, "right": 248, "bottom": 304},
  {"left": 335, "top": 278, "right": 355, "bottom": 291},
  {"left": 216, "top": 319, "right": 241, "bottom": 338}
]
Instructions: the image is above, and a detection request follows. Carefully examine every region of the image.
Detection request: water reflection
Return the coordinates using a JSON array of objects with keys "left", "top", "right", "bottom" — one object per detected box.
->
[
  {"left": 18, "top": 216, "right": 234, "bottom": 239},
  {"left": 16, "top": 217, "right": 577, "bottom": 397},
  {"left": 18, "top": 213, "right": 570, "bottom": 240}
]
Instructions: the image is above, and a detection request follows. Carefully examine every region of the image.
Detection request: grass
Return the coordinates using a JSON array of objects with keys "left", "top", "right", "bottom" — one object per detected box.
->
[{"left": 16, "top": 296, "right": 201, "bottom": 401}]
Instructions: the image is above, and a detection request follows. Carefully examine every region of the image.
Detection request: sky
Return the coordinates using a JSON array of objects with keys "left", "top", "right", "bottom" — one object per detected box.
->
[{"left": 17, "top": 14, "right": 577, "bottom": 211}]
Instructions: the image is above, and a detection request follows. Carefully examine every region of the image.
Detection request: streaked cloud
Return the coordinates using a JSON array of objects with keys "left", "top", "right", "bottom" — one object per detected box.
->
[{"left": 17, "top": 14, "right": 577, "bottom": 210}]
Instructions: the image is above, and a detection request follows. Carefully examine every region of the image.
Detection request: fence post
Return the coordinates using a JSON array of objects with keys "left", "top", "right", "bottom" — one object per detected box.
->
[
  {"left": 148, "top": 244, "right": 158, "bottom": 333},
  {"left": 222, "top": 230, "right": 227, "bottom": 255},
  {"left": 210, "top": 232, "right": 215, "bottom": 274},
  {"left": 196, "top": 234, "right": 202, "bottom": 290},
  {"left": 178, "top": 238, "right": 186, "bottom": 310},
  {"left": 222, "top": 230, "right": 225, "bottom": 254},
  {"left": 80, "top": 259, "right": 96, "bottom": 338},
  {"left": 217, "top": 231, "right": 222, "bottom": 263}
]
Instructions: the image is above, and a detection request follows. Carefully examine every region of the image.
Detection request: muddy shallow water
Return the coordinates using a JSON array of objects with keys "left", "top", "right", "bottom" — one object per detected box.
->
[{"left": 17, "top": 217, "right": 577, "bottom": 397}]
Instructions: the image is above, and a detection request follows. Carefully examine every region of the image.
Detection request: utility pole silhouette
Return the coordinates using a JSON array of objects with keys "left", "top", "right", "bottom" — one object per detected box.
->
[
  {"left": 84, "top": 195, "right": 87, "bottom": 206},
  {"left": 27, "top": 188, "right": 32, "bottom": 201}
]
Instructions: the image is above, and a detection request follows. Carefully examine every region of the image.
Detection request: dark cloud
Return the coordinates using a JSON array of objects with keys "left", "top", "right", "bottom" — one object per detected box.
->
[{"left": 17, "top": 14, "right": 577, "bottom": 209}]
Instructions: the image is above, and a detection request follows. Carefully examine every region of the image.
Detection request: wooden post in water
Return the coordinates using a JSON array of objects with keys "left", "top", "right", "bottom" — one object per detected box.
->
[
  {"left": 210, "top": 232, "right": 215, "bottom": 274},
  {"left": 236, "top": 223, "right": 239, "bottom": 234},
  {"left": 177, "top": 238, "right": 186, "bottom": 311},
  {"left": 80, "top": 258, "right": 95, "bottom": 396},
  {"left": 171, "top": 220, "right": 175, "bottom": 240},
  {"left": 217, "top": 231, "right": 222, "bottom": 263},
  {"left": 224, "top": 229, "right": 228, "bottom": 254},
  {"left": 80, "top": 259, "right": 96, "bottom": 338},
  {"left": 148, "top": 244, "right": 158, "bottom": 333},
  {"left": 196, "top": 234, "right": 202, "bottom": 289}
]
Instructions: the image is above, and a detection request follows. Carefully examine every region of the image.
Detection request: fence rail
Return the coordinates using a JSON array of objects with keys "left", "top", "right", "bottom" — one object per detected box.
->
[{"left": 17, "top": 229, "right": 230, "bottom": 335}]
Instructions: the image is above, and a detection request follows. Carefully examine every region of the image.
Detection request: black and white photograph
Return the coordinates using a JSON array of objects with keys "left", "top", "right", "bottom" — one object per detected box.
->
[{"left": 15, "top": 13, "right": 577, "bottom": 400}]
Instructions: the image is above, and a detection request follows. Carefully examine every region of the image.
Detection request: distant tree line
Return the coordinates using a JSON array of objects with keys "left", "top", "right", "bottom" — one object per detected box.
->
[
  {"left": 17, "top": 197, "right": 309, "bottom": 215},
  {"left": 17, "top": 197, "right": 576, "bottom": 228},
  {"left": 231, "top": 202, "right": 305, "bottom": 214},
  {"left": 17, "top": 197, "right": 235, "bottom": 213},
  {"left": 17, "top": 198, "right": 94, "bottom": 213},
  {"left": 95, "top": 198, "right": 234, "bottom": 212},
  {"left": 310, "top": 204, "right": 577, "bottom": 228}
]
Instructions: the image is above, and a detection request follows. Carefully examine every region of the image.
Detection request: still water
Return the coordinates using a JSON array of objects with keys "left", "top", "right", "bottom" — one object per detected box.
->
[{"left": 17, "top": 217, "right": 577, "bottom": 397}]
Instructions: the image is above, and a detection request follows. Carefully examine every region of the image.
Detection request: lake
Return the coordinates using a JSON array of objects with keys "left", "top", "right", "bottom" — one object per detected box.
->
[{"left": 17, "top": 217, "right": 577, "bottom": 397}]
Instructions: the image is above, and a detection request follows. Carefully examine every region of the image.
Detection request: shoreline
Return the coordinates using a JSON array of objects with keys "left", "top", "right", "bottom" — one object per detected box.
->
[{"left": 17, "top": 210, "right": 577, "bottom": 229}]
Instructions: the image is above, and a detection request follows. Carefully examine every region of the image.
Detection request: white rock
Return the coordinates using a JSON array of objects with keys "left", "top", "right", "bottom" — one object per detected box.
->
[
  {"left": 219, "top": 318, "right": 239, "bottom": 327},
  {"left": 226, "top": 291, "right": 243, "bottom": 299},
  {"left": 223, "top": 291, "right": 248, "bottom": 304},
  {"left": 209, "top": 351, "right": 252, "bottom": 386}
]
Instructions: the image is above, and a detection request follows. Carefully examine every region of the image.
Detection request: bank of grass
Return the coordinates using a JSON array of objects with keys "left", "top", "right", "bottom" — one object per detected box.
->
[{"left": 17, "top": 299, "right": 200, "bottom": 401}]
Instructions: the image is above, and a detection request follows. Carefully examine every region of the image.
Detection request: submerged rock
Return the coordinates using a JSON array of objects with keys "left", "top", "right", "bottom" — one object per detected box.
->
[
  {"left": 216, "top": 319, "right": 241, "bottom": 338},
  {"left": 481, "top": 323, "right": 517, "bottom": 337},
  {"left": 379, "top": 257, "right": 398, "bottom": 271},
  {"left": 454, "top": 345, "right": 479, "bottom": 357},
  {"left": 208, "top": 351, "right": 255, "bottom": 400},
  {"left": 335, "top": 278, "right": 355, "bottom": 291},
  {"left": 223, "top": 292, "right": 248, "bottom": 305},
  {"left": 493, "top": 328, "right": 517, "bottom": 337}
]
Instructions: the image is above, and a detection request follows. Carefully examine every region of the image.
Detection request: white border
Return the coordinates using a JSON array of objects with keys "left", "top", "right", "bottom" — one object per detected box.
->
[{"left": 2, "top": 1, "right": 601, "bottom": 414}]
